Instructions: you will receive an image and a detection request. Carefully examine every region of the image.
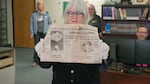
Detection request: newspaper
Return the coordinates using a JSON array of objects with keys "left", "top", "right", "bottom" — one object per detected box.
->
[{"left": 35, "top": 24, "right": 108, "bottom": 64}]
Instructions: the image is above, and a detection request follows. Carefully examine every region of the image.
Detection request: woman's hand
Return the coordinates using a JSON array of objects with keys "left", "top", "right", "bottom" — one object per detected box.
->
[{"left": 30, "top": 34, "right": 34, "bottom": 39}]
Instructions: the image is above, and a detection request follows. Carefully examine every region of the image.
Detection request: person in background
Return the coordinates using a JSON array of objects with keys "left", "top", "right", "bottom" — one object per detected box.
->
[
  {"left": 136, "top": 26, "right": 148, "bottom": 40},
  {"left": 30, "top": 0, "right": 52, "bottom": 67},
  {"left": 38, "top": 0, "right": 109, "bottom": 84},
  {"left": 87, "top": 3, "right": 102, "bottom": 37}
]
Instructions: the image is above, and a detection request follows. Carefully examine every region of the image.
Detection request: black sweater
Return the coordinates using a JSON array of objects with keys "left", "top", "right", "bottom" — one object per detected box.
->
[{"left": 39, "top": 62, "right": 101, "bottom": 84}]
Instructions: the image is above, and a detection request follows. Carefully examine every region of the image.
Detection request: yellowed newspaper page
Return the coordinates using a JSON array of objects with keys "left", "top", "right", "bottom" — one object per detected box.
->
[{"left": 36, "top": 24, "right": 106, "bottom": 64}]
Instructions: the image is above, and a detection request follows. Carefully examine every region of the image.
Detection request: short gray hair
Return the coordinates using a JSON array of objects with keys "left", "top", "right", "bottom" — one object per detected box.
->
[{"left": 64, "top": 0, "right": 89, "bottom": 24}]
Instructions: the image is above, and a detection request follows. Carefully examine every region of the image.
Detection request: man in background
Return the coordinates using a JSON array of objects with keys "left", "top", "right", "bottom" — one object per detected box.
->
[{"left": 136, "top": 26, "right": 148, "bottom": 40}]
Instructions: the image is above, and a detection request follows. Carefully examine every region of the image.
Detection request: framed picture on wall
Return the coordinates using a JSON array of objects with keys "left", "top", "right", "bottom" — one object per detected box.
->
[{"left": 131, "top": 0, "right": 148, "bottom": 4}]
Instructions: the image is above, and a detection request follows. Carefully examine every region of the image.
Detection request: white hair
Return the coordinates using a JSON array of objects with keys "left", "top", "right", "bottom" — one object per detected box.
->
[
  {"left": 36, "top": 0, "right": 46, "bottom": 11},
  {"left": 64, "top": 0, "right": 89, "bottom": 24}
]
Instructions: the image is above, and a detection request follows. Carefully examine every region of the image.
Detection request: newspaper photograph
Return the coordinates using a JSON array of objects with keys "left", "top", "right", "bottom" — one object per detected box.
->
[{"left": 36, "top": 24, "right": 104, "bottom": 64}]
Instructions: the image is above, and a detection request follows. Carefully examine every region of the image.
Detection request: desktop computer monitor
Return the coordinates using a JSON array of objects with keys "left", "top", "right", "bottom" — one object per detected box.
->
[
  {"left": 135, "top": 40, "right": 150, "bottom": 65},
  {"left": 116, "top": 39, "right": 135, "bottom": 65},
  {"left": 102, "top": 38, "right": 136, "bottom": 65}
]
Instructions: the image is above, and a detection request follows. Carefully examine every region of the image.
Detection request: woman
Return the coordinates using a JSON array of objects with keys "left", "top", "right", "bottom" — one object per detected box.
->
[
  {"left": 30, "top": 0, "right": 52, "bottom": 67},
  {"left": 87, "top": 3, "right": 101, "bottom": 36},
  {"left": 38, "top": 0, "right": 109, "bottom": 84}
]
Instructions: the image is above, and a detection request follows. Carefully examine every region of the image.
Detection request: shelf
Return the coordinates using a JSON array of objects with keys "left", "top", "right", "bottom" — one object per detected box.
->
[
  {"left": 0, "top": 47, "right": 14, "bottom": 69},
  {"left": 102, "top": 33, "right": 150, "bottom": 40},
  {"left": 103, "top": 19, "right": 150, "bottom": 21},
  {"left": 102, "top": 4, "right": 150, "bottom": 8},
  {"left": 102, "top": 33, "right": 137, "bottom": 39},
  {"left": 102, "top": 4, "right": 150, "bottom": 37}
]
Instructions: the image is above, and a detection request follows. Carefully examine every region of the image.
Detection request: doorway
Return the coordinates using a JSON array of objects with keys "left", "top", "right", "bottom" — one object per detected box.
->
[{"left": 13, "top": 0, "right": 35, "bottom": 48}]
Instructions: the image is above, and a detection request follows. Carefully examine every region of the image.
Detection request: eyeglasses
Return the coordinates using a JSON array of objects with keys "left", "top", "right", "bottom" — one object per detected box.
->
[
  {"left": 137, "top": 32, "right": 148, "bottom": 34},
  {"left": 67, "top": 11, "right": 84, "bottom": 17}
]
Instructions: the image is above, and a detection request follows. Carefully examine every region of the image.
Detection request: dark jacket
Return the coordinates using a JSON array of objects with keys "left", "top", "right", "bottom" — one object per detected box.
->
[
  {"left": 88, "top": 15, "right": 101, "bottom": 33},
  {"left": 39, "top": 62, "right": 101, "bottom": 84}
]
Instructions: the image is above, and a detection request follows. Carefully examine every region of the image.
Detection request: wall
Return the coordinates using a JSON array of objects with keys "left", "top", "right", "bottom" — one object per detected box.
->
[
  {"left": 4, "top": 0, "right": 103, "bottom": 47},
  {"left": 36, "top": 0, "right": 104, "bottom": 24}
]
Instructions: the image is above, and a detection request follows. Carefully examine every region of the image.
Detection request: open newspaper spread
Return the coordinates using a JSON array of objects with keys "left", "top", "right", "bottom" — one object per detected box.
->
[{"left": 35, "top": 24, "right": 108, "bottom": 64}]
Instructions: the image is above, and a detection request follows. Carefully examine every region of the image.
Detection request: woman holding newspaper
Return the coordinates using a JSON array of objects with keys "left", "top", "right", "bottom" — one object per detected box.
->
[{"left": 37, "top": 0, "right": 109, "bottom": 84}]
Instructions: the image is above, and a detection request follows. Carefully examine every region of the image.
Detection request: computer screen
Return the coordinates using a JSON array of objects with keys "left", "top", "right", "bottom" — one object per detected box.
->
[
  {"left": 116, "top": 39, "right": 135, "bottom": 65},
  {"left": 135, "top": 40, "right": 150, "bottom": 65},
  {"left": 102, "top": 38, "right": 136, "bottom": 65}
]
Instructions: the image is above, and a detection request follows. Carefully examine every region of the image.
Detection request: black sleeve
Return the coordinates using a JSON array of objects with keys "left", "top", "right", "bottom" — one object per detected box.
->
[
  {"left": 97, "top": 15, "right": 101, "bottom": 33},
  {"left": 39, "top": 62, "right": 52, "bottom": 69}
]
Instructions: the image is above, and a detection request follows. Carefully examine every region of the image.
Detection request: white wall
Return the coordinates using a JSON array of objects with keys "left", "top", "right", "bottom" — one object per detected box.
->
[{"left": 36, "top": 0, "right": 104, "bottom": 24}]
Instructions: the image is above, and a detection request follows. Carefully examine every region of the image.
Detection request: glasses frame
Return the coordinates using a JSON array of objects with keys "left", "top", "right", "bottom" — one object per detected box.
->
[
  {"left": 137, "top": 31, "right": 148, "bottom": 34},
  {"left": 67, "top": 11, "right": 84, "bottom": 17}
]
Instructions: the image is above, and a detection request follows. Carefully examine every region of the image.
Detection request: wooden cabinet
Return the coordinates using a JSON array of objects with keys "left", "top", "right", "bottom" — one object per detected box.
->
[
  {"left": 101, "top": 70, "right": 150, "bottom": 84},
  {"left": 101, "top": 5, "right": 150, "bottom": 38},
  {"left": 0, "top": 47, "right": 14, "bottom": 69}
]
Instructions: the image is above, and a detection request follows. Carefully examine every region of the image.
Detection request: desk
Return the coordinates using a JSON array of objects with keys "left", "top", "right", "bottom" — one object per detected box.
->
[{"left": 101, "top": 70, "right": 150, "bottom": 84}]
